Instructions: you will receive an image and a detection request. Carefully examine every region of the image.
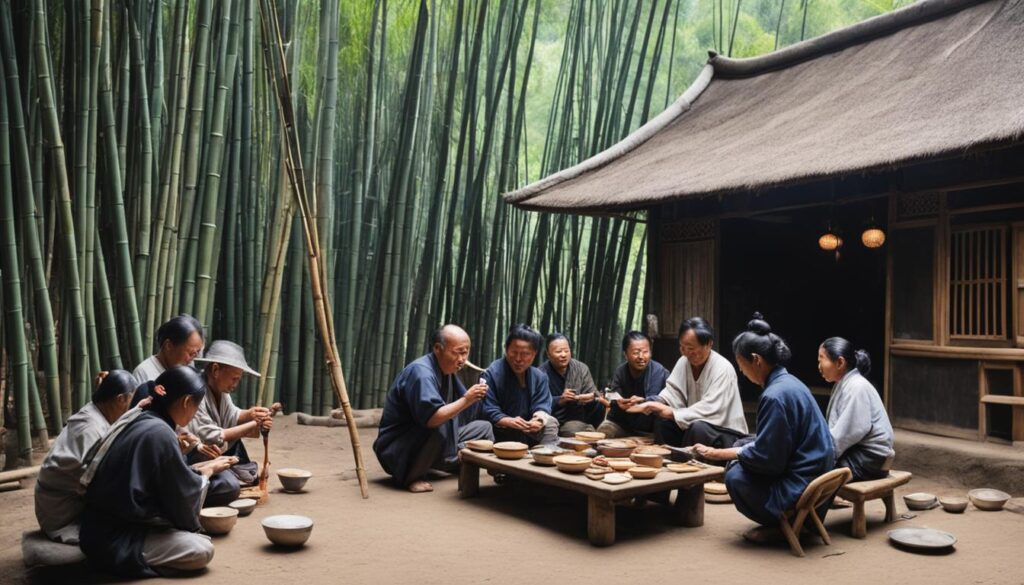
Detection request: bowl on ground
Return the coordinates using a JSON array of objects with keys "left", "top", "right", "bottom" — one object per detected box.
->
[
  {"left": 553, "top": 454, "right": 592, "bottom": 474},
  {"left": 574, "top": 431, "right": 605, "bottom": 443},
  {"left": 903, "top": 492, "right": 937, "bottom": 511},
  {"left": 492, "top": 441, "right": 529, "bottom": 460},
  {"left": 968, "top": 488, "right": 1011, "bottom": 511},
  {"left": 277, "top": 468, "right": 313, "bottom": 493},
  {"left": 630, "top": 452, "right": 663, "bottom": 469},
  {"left": 199, "top": 507, "right": 239, "bottom": 535},
  {"left": 261, "top": 515, "right": 314, "bottom": 547},
  {"left": 228, "top": 498, "right": 257, "bottom": 517},
  {"left": 627, "top": 466, "right": 659, "bottom": 479},
  {"left": 938, "top": 496, "right": 968, "bottom": 513}
]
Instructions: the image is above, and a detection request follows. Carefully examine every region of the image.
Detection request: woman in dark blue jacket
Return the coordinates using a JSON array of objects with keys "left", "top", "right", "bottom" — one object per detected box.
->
[{"left": 694, "top": 313, "right": 835, "bottom": 528}]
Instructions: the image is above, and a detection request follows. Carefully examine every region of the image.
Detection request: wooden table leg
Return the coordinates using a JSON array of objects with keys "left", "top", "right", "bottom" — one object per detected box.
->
[
  {"left": 588, "top": 496, "right": 616, "bottom": 546},
  {"left": 459, "top": 462, "right": 480, "bottom": 498},
  {"left": 851, "top": 500, "right": 867, "bottom": 539},
  {"left": 675, "top": 485, "right": 705, "bottom": 527},
  {"left": 882, "top": 491, "right": 897, "bottom": 522}
]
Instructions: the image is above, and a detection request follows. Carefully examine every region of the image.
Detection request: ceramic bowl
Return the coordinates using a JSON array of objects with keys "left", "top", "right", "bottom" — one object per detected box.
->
[
  {"left": 558, "top": 438, "right": 590, "bottom": 452},
  {"left": 704, "top": 482, "right": 728, "bottom": 495},
  {"left": 968, "top": 488, "right": 1011, "bottom": 511},
  {"left": 629, "top": 452, "right": 663, "bottom": 469},
  {"left": 627, "top": 466, "right": 659, "bottom": 479},
  {"left": 903, "top": 492, "right": 937, "bottom": 511},
  {"left": 277, "top": 468, "right": 313, "bottom": 492},
  {"left": 492, "top": 441, "right": 529, "bottom": 460},
  {"left": 939, "top": 496, "right": 968, "bottom": 513},
  {"left": 633, "top": 445, "right": 671, "bottom": 457},
  {"left": 466, "top": 439, "right": 494, "bottom": 452},
  {"left": 607, "top": 458, "right": 637, "bottom": 472},
  {"left": 199, "top": 507, "right": 239, "bottom": 535},
  {"left": 228, "top": 498, "right": 257, "bottom": 517},
  {"left": 261, "top": 514, "right": 314, "bottom": 547},
  {"left": 667, "top": 463, "right": 700, "bottom": 473},
  {"left": 596, "top": 441, "right": 635, "bottom": 458},
  {"left": 574, "top": 431, "right": 606, "bottom": 443},
  {"left": 530, "top": 446, "right": 566, "bottom": 466},
  {"left": 603, "top": 473, "right": 632, "bottom": 485},
  {"left": 553, "top": 454, "right": 592, "bottom": 474}
]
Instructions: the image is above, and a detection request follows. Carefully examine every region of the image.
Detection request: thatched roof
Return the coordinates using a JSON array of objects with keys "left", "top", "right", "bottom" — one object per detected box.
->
[{"left": 504, "top": 0, "right": 1024, "bottom": 213}]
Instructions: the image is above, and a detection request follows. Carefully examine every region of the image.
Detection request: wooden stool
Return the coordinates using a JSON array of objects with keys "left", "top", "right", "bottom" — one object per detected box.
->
[
  {"left": 835, "top": 470, "right": 912, "bottom": 538},
  {"left": 779, "top": 468, "right": 852, "bottom": 557}
]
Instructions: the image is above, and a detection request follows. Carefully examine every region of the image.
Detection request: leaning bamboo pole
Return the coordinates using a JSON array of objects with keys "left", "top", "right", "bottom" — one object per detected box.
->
[{"left": 258, "top": 0, "right": 369, "bottom": 499}]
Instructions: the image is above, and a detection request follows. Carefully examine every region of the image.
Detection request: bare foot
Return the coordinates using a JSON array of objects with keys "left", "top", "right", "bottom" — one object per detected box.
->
[
  {"left": 407, "top": 480, "right": 433, "bottom": 493},
  {"left": 831, "top": 496, "right": 853, "bottom": 509}
]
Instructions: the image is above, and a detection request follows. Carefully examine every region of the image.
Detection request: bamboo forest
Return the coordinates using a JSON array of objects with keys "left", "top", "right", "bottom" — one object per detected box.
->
[{"left": 0, "top": 0, "right": 911, "bottom": 466}]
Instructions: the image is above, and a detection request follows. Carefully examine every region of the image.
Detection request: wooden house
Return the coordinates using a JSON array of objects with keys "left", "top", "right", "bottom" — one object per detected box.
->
[{"left": 505, "top": 0, "right": 1024, "bottom": 444}]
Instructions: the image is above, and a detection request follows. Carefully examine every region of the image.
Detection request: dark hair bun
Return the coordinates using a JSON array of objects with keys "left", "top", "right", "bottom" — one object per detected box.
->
[{"left": 747, "top": 312, "right": 772, "bottom": 335}]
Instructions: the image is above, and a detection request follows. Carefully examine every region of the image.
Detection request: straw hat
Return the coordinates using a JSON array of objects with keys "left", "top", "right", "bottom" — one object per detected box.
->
[{"left": 194, "top": 340, "right": 261, "bottom": 377}]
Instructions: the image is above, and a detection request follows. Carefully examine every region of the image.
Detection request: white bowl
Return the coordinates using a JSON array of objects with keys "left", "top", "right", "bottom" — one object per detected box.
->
[
  {"left": 199, "top": 507, "right": 239, "bottom": 535},
  {"left": 228, "top": 498, "right": 257, "bottom": 517},
  {"left": 903, "top": 492, "right": 937, "bottom": 511},
  {"left": 968, "top": 488, "right": 1011, "bottom": 511},
  {"left": 261, "top": 514, "right": 314, "bottom": 547},
  {"left": 277, "top": 468, "right": 313, "bottom": 492}
]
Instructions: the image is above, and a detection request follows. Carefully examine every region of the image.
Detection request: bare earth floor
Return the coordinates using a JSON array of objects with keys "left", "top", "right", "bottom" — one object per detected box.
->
[{"left": 1, "top": 414, "right": 1022, "bottom": 585}]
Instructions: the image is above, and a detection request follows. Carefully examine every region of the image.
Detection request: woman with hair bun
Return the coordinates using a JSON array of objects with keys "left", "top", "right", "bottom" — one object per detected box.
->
[
  {"left": 79, "top": 366, "right": 236, "bottom": 577},
  {"left": 818, "top": 337, "right": 894, "bottom": 481},
  {"left": 694, "top": 313, "right": 834, "bottom": 537}
]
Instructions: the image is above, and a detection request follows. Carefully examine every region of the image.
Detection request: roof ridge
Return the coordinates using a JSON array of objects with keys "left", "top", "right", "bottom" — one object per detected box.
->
[{"left": 710, "top": 0, "right": 992, "bottom": 78}]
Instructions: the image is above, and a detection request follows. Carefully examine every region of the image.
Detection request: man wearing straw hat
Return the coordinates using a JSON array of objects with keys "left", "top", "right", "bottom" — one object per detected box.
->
[{"left": 188, "top": 340, "right": 279, "bottom": 503}]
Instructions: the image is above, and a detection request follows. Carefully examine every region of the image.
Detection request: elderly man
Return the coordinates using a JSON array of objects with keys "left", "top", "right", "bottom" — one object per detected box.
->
[
  {"left": 628, "top": 317, "right": 749, "bottom": 448},
  {"left": 34, "top": 370, "right": 138, "bottom": 544},
  {"left": 374, "top": 325, "right": 494, "bottom": 493},
  {"left": 187, "top": 340, "right": 277, "bottom": 501},
  {"left": 597, "top": 331, "right": 670, "bottom": 438},
  {"left": 481, "top": 324, "right": 559, "bottom": 446}
]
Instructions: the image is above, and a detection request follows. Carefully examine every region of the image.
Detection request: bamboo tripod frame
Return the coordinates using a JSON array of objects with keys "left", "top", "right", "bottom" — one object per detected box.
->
[{"left": 257, "top": 0, "right": 369, "bottom": 498}]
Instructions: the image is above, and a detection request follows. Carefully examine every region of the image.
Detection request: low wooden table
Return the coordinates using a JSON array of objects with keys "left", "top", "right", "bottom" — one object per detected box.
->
[{"left": 459, "top": 449, "right": 725, "bottom": 546}]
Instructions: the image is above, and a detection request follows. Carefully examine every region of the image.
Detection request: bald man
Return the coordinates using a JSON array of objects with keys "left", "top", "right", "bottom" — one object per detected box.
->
[{"left": 373, "top": 325, "right": 494, "bottom": 493}]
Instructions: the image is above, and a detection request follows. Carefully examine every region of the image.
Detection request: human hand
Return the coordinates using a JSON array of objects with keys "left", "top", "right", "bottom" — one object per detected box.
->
[
  {"left": 197, "top": 442, "right": 223, "bottom": 460},
  {"left": 94, "top": 371, "right": 109, "bottom": 387},
  {"left": 177, "top": 433, "right": 199, "bottom": 453},
  {"left": 248, "top": 406, "right": 271, "bottom": 420},
  {"left": 260, "top": 416, "right": 274, "bottom": 431},
  {"left": 560, "top": 388, "right": 577, "bottom": 404},
  {"left": 136, "top": 396, "right": 153, "bottom": 409},
  {"left": 465, "top": 383, "right": 488, "bottom": 404},
  {"left": 576, "top": 392, "right": 595, "bottom": 404},
  {"left": 693, "top": 443, "right": 726, "bottom": 461},
  {"left": 527, "top": 417, "right": 544, "bottom": 433}
]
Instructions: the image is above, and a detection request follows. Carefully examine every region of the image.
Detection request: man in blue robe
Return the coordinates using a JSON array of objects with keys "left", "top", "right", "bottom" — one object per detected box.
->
[
  {"left": 597, "top": 331, "right": 670, "bottom": 438},
  {"left": 481, "top": 324, "right": 559, "bottom": 446},
  {"left": 373, "top": 325, "right": 493, "bottom": 493}
]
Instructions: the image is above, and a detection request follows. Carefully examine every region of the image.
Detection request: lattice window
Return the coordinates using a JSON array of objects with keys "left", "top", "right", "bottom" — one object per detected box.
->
[
  {"left": 949, "top": 226, "right": 1008, "bottom": 339},
  {"left": 895, "top": 192, "right": 940, "bottom": 221}
]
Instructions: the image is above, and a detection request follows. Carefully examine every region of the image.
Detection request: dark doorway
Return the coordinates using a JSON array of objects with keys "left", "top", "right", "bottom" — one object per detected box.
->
[{"left": 718, "top": 200, "right": 888, "bottom": 411}]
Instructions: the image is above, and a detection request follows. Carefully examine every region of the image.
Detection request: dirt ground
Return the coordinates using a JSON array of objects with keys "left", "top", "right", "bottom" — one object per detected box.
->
[{"left": 1, "top": 414, "right": 1022, "bottom": 585}]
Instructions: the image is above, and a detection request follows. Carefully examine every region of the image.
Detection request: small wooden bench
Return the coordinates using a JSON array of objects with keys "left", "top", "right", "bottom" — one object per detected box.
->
[{"left": 836, "top": 470, "right": 912, "bottom": 538}]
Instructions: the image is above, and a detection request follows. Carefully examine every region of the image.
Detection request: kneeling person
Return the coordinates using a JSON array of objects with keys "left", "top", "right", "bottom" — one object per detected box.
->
[
  {"left": 374, "top": 325, "right": 493, "bottom": 493},
  {"left": 482, "top": 324, "right": 559, "bottom": 446}
]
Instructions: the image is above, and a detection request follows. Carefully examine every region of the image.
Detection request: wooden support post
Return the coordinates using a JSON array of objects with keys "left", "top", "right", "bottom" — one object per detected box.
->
[
  {"left": 587, "top": 496, "right": 615, "bottom": 546},
  {"left": 675, "top": 484, "right": 705, "bottom": 527},
  {"left": 851, "top": 500, "right": 867, "bottom": 538},
  {"left": 459, "top": 461, "right": 480, "bottom": 498},
  {"left": 883, "top": 491, "right": 897, "bottom": 522}
]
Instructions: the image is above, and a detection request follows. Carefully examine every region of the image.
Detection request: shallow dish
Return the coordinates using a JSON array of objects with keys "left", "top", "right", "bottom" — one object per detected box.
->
[
  {"left": 228, "top": 498, "right": 257, "bottom": 517},
  {"left": 630, "top": 452, "right": 663, "bottom": 469},
  {"left": 529, "top": 447, "right": 566, "bottom": 466},
  {"left": 553, "top": 454, "right": 592, "bottom": 474},
  {"left": 903, "top": 492, "right": 937, "bottom": 511},
  {"left": 558, "top": 438, "right": 590, "bottom": 452},
  {"left": 667, "top": 463, "right": 700, "bottom": 473},
  {"left": 888, "top": 527, "right": 956, "bottom": 551},
  {"left": 493, "top": 441, "right": 529, "bottom": 460},
  {"left": 199, "top": 507, "right": 239, "bottom": 535},
  {"left": 277, "top": 468, "right": 313, "bottom": 493},
  {"left": 466, "top": 439, "right": 494, "bottom": 452},
  {"left": 968, "top": 488, "right": 1011, "bottom": 511},
  {"left": 575, "top": 431, "right": 606, "bottom": 443},
  {"left": 627, "top": 466, "right": 659, "bottom": 479},
  {"left": 633, "top": 445, "right": 671, "bottom": 457},
  {"left": 262, "top": 514, "right": 314, "bottom": 547},
  {"left": 603, "top": 473, "right": 632, "bottom": 485},
  {"left": 704, "top": 482, "right": 728, "bottom": 495},
  {"left": 607, "top": 458, "right": 637, "bottom": 472},
  {"left": 938, "top": 496, "right": 968, "bottom": 513},
  {"left": 584, "top": 467, "right": 610, "bottom": 481}
]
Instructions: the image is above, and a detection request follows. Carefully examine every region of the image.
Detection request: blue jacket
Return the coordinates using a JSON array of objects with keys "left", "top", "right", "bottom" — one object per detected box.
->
[{"left": 481, "top": 358, "right": 552, "bottom": 424}]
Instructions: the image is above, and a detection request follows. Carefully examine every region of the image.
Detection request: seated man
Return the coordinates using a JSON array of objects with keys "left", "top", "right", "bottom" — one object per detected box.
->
[
  {"left": 481, "top": 324, "right": 559, "bottom": 446},
  {"left": 540, "top": 333, "right": 606, "bottom": 437},
  {"left": 597, "top": 331, "right": 669, "bottom": 438},
  {"left": 628, "top": 317, "right": 749, "bottom": 448},
  {"left": 34, "top": 371, "right": 137, "bottom": 544},
  {"left": 374, "top": 325, "right": 493, "bottom": 493},
  {"left": 188, "top": 340, "right": 277, "bottom": 501}
]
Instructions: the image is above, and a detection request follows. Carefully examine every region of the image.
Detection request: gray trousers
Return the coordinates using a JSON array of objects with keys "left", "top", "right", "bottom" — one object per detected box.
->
[
  {"left": 142, "top": 529, "right": 214, "bottom": 574},
  {"left": 406, "top": 420, "right": 494, "bottom": 483},
  {"left": 558, "top": 420, "right": 597, "bottom": 437}
]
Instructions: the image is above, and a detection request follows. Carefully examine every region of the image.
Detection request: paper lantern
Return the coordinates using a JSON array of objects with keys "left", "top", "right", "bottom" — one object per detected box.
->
[
  {"left": 861, "top": 227, "right": 886, "bottom": 248},
  {"left": 818, "top": 232, "right": 843, "bottom": 251}
]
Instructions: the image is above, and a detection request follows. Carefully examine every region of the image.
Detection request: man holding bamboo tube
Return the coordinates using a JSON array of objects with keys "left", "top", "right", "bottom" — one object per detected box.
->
[{"left": 374, "top": 325, "right": 494, "bottom": 493}]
